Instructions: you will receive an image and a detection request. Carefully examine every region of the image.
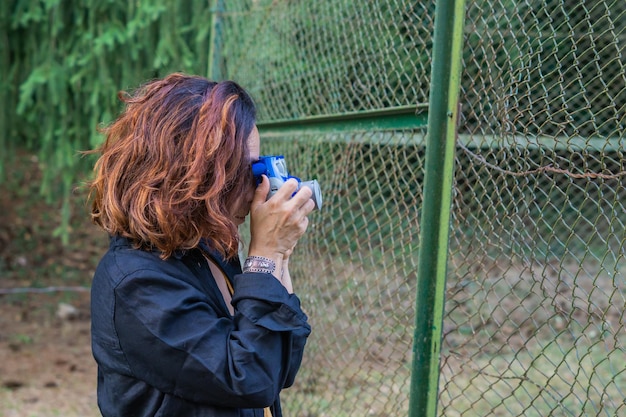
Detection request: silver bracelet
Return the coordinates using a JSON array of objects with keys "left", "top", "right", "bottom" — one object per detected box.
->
[{"left": 242, "top": 256, "right": 276, "bottom": 274}]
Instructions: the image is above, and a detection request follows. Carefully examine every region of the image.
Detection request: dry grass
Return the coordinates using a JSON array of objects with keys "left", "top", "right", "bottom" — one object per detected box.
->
[{"left": 282, "top": 255, "right": 626, "bottom": 417}]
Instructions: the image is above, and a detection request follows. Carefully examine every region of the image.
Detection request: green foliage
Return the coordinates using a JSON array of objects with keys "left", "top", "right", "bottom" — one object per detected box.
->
[{"left": 0, "top": 0, "right": 213, "bottom": 242}]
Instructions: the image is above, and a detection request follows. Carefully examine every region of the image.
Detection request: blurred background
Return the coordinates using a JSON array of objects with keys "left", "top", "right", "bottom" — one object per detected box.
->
[
  {"left": 1, "top": 1, "right": 625, "bottom": 416},
  {"left": 1, "top": 1, "right": 211, "bottom": 415}
]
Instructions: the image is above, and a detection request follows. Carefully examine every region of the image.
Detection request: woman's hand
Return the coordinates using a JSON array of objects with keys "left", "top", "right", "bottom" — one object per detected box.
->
[{"left": 247, "top": 175, "right": 315, "bottom": 275}]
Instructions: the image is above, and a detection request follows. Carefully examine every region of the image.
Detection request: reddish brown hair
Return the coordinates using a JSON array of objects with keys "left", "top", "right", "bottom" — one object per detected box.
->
[{"left": 88, "top": 73, "right": 257, "bottom": 259}]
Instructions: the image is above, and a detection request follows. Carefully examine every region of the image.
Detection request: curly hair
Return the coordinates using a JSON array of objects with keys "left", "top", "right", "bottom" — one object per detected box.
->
[{"left": 88, "top": 73, "right": 257, "bottom": 260}]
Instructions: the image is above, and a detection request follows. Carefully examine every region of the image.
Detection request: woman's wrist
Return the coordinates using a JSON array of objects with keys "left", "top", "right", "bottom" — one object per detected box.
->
[
  {"left": 281, "top": 258, "right": 293, "bottom": 294},
  {"left": 244, "top": 251, "right": 284, "bottom": 281},
  {"left": 247, "top": 247, "right": 283, "bottom": 265},
  {"left": 241, "top": 253, "right": 294, "bottom": 293},
  {"left": 242, "top": 255, "right": 276, "bottom": 274}
]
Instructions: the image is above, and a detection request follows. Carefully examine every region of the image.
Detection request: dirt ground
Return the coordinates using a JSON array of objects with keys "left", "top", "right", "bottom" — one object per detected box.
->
[
  {"left": 1, "top": 152, "right": 106, "bottom": 416},
  {"left": 0, "top": 291, "right": 99, "bottom": 416}
]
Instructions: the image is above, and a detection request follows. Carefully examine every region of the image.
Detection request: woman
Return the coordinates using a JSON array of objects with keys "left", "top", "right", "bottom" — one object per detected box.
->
[{"left": 88, "top": 73, "right": 315, "bottom": 417}]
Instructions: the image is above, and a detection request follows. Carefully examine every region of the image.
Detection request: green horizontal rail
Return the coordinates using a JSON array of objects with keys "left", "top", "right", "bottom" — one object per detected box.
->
[
  {"left": 257, "top": 105, "right": 622, "bottom": 152},
  {"left": 257, "top": 104, "right": 429, "bottom": 137},
  {"left": 257, "top": 127, "right": 625, "bottom": 152},
  {"left": 460, "top": 134, "right": 625, "bottom": 152}
]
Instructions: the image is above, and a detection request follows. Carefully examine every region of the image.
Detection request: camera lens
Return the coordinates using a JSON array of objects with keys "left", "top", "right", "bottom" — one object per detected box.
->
[{"left": 300, "top": 180, "right": 322, "bottom": 210}]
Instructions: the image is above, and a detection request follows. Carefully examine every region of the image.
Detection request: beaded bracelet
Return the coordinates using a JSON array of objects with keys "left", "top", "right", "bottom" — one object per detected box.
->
[{"left": 242, "top": 256, "right": 276, "bottom": 275}]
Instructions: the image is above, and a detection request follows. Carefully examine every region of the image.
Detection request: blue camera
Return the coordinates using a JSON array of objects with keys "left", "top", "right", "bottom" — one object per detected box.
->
[{"left": 252, "top": 155, "right": 322, "bottom": 210}]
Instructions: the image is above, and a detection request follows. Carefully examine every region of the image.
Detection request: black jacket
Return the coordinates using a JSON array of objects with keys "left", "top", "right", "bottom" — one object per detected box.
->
[{"left": 91, "top": 236, "right": 311, "bottom": 416}]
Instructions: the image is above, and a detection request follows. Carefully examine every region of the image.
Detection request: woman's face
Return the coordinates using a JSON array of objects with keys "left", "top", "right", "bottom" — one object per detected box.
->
[{"left": 231, "top": 126, "right": 260, "bottom": 226}]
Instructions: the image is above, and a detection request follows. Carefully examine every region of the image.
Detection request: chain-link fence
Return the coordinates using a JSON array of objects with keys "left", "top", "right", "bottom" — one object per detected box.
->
[{"left": 214, "top": 1, "right": 625, "bottom": 416}]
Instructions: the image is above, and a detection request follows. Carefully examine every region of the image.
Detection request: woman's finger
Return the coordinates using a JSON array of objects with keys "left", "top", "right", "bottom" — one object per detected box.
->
[
  {"left": 272, "top": 178, "right": 300, "bottom": 201},
  {"left": 299, "top": 198, "right": 316, "bottom": 215},
  {"left": 251, "top": 175, "right": 270, "bottom": 209},
  {"left": 287, "top": 183, "right": 313, "bottom": 207}
]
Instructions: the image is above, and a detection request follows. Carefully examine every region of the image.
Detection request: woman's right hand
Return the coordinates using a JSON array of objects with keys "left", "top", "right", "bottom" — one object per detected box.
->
[{"left": 247, "top": 175, "right": 316, "bottom": 262}]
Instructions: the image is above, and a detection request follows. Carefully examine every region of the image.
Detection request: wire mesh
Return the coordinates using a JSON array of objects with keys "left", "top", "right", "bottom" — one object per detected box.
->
[
  {"left": 445, "top": 0, "right": 626, "bottom": 415},
  {"left": 219, "top": 1, "right": 625, "bottom": 416}
]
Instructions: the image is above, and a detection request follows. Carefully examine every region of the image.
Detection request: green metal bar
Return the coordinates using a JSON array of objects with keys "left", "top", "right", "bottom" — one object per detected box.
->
[
  {"left": 408, "top": 0, "right": 466, "bottom": 416},
  {"left": 459, "top": 133, "right": 625, "bottom": 152},
  {"left": 208, "top": 0, "right": 225, "bottom": 80},
  {"left": 257, "top": 104, "right": 428, "bottom": 137}
]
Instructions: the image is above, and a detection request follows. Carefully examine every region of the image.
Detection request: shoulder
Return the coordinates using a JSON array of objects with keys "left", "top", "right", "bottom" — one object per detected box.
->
[{"left": 93, "top": 235, "right": 203, "bottom": 289}]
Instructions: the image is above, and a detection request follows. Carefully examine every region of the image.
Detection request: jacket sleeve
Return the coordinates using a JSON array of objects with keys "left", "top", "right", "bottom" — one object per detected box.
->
[
  {"left": 231, "top": 273, "right": 311, "bottom": 389},
  {"left": 112, "top": 267, "right": 311, "bottom": 409}
]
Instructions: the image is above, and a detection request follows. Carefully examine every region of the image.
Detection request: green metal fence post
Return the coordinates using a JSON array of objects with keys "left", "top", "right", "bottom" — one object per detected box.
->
[
  {"left": 208, "top": 0, "right": 225, "bottom": 80},
  {"left": 408, "top": 0, "right": 466, "bottom": 416}
]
